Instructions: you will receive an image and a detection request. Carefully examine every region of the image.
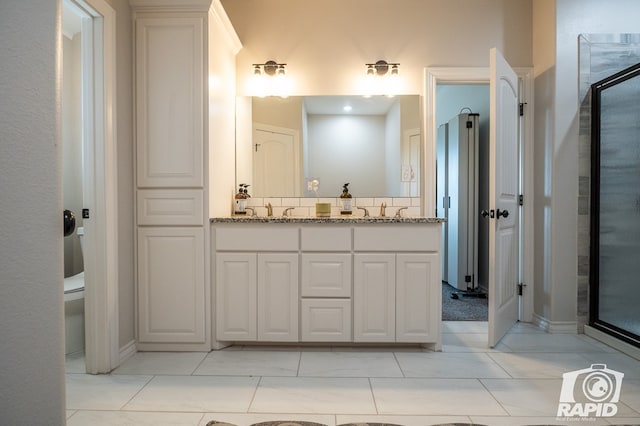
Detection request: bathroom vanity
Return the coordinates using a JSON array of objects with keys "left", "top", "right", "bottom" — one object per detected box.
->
[{"left": 211, "top": 217, "right": 444, "bottom": 350}]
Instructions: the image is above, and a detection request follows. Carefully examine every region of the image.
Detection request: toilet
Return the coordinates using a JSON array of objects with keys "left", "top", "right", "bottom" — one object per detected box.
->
[{"left": 64, "top": 227, "right": 85, "bottom": 355}]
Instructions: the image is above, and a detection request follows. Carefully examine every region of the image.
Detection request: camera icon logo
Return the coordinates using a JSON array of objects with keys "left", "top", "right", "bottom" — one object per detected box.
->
[{"left": 557, "top": 364, "right": 624, "bottom": 418}]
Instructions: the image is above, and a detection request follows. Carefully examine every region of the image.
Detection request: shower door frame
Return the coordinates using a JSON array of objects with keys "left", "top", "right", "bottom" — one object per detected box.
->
[{"left": 589, "top": 62, "right": 640, "bottom": 348}]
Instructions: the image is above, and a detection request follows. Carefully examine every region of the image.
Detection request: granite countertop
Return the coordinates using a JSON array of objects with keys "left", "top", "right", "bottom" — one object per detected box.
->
[{"left": 211, "top": 216, "right": 446, "bottom": 224}]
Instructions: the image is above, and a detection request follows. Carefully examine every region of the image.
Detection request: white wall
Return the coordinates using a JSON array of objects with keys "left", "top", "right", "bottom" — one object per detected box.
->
[
  {"left": 385, "top": 101, "right": 401, "bottom": 195},
  {"left": 0, "top": 1, "right": 66, "bottom": 422},
  {"left": 307, "top": 114, "right": 386, "bottom": 197},
  {"left": 533, "top": 0, "right": 640, "bottom": 326}
]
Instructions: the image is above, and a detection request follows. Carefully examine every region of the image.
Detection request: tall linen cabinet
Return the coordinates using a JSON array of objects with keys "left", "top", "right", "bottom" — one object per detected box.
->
[{"left": 132, "top": 0, "right": 241, "bottom": 351}]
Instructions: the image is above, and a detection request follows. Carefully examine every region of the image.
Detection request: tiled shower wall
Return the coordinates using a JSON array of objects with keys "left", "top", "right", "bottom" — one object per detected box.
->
[{"left": 577, "top": 34, "right": 640, "bottom": 332}]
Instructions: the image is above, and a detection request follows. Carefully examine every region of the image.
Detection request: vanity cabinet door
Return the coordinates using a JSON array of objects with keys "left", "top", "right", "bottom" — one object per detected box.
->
[
  {"left": 353, "top": 253, "right": 396, "bottom": 342},
  {"left": 216, "top": 253, "right": 257, "bottom": 341},
  {"left": 257, "top": 253, "right": 299, "bottom": 342},
  {"left": 138, "top": 227, "right": 205, "bottom": 343},
  {"left": 396, "top": 253, "right": 439, "bottom": 342}
]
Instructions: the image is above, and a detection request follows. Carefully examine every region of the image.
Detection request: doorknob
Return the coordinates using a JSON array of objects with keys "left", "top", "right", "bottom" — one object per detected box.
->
[
  {"left": 481, "top": 209, "right": 495, "bottom": 218},
  {"left": 496, "top": 209, "right": 509, "bottom": 219}
]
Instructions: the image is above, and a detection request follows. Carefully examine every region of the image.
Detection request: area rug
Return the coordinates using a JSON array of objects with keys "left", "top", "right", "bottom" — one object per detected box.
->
[{"left": 442, "top": 282, "right": 488, "bottom": 321}]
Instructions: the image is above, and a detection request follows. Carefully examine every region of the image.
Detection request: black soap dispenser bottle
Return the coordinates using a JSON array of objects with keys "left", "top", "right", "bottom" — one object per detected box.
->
[{"left": 340, "top": 183, "right": 352, "bottom": 215}]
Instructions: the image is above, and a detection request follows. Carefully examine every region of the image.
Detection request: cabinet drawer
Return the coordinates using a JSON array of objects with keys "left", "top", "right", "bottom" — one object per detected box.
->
[
  {"left": 353, "top": 225, "right": 440, "bottom": 252},
  {"left": 301, "top": 253, "right": 351, "bottom": 297},
  {"left": 137, "top": 189, "right": 203, "bottom": 225},
  {"left": 215, "top": 225, "right": 298, "bottom": 251},
  {"left": 300, "top": 299, "right": 351, "bottom": 342},
  {"left": 301, "top": 226, "right": 351, "bottom": 251}
]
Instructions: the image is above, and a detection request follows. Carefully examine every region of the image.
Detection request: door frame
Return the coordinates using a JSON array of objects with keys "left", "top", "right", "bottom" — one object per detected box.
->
[
  {"left": 423, "top": 66, "right": 534, "bottom": 323},
  {"left": 65, "top": 0, "right": 119, "bottom": 373}
]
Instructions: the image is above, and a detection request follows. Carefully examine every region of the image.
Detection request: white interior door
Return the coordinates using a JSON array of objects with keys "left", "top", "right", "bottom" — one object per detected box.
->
[
  {"left": 488, "top": 48, "right": 519, "bottom": 347},
  {"left": 253, "top": 126, "right": 299, "bottom": 197}
]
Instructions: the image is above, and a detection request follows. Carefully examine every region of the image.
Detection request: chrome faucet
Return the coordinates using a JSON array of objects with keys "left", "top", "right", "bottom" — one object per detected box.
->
[
  {"left": 245, "top": 207, "right": 257, "bottom": 217},
  {"left": 356, "top": 206, "right": 370, "bottom": 217},
  {"left": 282, "top": 207, "right": 295, "bottom": 217},
  {"left": 395, "top": 206, "right": 408, "bottom": 218},
  {"left": 265, "top": 203, "right": 273, "bottom": 217},
  {"left": 379, "top": 202, "right": 387, "bottom": 217}
]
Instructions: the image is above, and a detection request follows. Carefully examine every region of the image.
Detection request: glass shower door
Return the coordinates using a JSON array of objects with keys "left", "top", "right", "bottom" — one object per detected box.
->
[{"left": 590, "top": 62, "right": 640, "bottom": 347}]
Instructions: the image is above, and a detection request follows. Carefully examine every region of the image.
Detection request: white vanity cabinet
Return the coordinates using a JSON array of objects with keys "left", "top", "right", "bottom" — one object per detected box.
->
[
  {"left": 300, "top": 226, "right": 352, "bottom": 341},
  {"left": 215, "top": 226, "right": 299, "bottom": 342},
  {"left": 353, "top": 226, "right": 441, "bottom": 343},
  {"left": 132, "top": 1, "right": 241, "bottom": 350}
]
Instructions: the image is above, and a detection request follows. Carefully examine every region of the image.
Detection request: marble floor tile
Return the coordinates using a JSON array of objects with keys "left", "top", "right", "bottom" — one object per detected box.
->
[
  {"left": 395, "top": 352, "right": 511, "bottom": 378},
  {"left": 250, "top": 377, "right": 376, "bottom": 414},
  {"left": 479, "top": 378, "right": 564, "bottom": 416},
  {"left": 298, "top": 351, "right": 403, "bottom": 377},
  {"left": 487, "top": 352, "right": 592, "bottom": 378},
  {"left": 619, "top": 379, "right": 640, "bottom": 415},
  {"left": 441, "top": 320, "right": 488, "bottom": 334},
  {"left": 66, "top": 373, "right": 153, "bottom": 410},
  {"left": 124, "top": 375, "right": 259, "bottom": 413},
  {"left": 112, "top": 351, "right": 208, "bottom": 375},
  {"left": 470, "top": 415, "right": 610, "bottom": 425},
  {"left": 65, "top": 351, "right": 86, "bottom": 373},
  {"left": 66, "top": 410, "right": 77, "bottom": 419},
  {"left": 66, "top": 410, "right": 205, "bottom": 425},
  {"left": 441, "top": 332, "right": 511, "bottom": 353},
  {"left": 198, "top": 413, "right": 336, "bottom": 426},
  {"left": 500, "top": 333, "right": 609, "bottom": 353},
  {"left": 370, "top": 378, "right": 508, "bottom": 415},
  {"left": 335, "top": 414, "right": 472, "bottom": 426},
  {"left": 193, "top": 350, "right": 300, "bottom": 376},
  {"left": 584, "top": 353, "right": 640, "bottom": 379}
]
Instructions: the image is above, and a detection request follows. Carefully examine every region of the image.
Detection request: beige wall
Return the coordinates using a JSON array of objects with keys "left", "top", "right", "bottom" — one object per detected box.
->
[
  {"left": 533, "top": 0, "right": 640, "bottom": 327},
  {"left": 222, "top": 0, "right": 533, "bottom": 96},
  {"left": 0, "top": 1, "right": 66, "bottom": 422}
]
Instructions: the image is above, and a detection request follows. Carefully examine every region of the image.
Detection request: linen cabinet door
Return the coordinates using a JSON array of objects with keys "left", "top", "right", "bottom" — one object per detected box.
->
[
  {"left": 257, "top": 253, "right": 299, "bottom": 342},
  {"left": 135, "top": 16, "right": 204, "bottom": 188},
  {"left": 215, "top": 253, "right": 257, "bottom": 341},
  {"left": 396, "top": 253, "right": 439, "bottom": 343},
  {"left": 353, "top": 253, "right": 396, "bottom": 342},
  {"left": 138, "top": 227, "right": 205, "bottom": 343}
]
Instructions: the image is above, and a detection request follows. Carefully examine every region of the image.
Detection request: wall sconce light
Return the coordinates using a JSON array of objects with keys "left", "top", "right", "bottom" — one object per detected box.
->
[
  {"left": 363, "top": 60, "right": 401, "bottom": 97},
  {"left": 251, "top": 60, "right": 290, "bottom": 97},
  {"left": 365, "top": 60, "right": 400, "bottom": 76}
]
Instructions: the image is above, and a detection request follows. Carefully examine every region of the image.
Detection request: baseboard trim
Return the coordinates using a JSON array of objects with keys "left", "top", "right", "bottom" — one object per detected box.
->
[
  {"left": 584, "top": 325, "right": 640, "bottom": 361},
  {"left": 119, "top": 339, "right": 137, "bottom": 366},
  {"left": 532, "top": 313, "right": 577, "bottom": 334}
]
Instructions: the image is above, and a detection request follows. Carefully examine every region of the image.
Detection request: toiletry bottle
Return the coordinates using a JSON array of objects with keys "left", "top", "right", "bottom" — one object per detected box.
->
[
  {"left": 234, "top": 184, "right": 248, "bottom": 214},
  {"left": 340, "top": 183, "right": 352, "bottom": 215}
]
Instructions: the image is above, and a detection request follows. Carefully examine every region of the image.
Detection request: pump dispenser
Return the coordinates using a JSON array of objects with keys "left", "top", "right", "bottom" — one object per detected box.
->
[
  {"left": 234, "top": 184, "right": 250, "bottom": 214},
  {"left": 340, "top": 183, "right": 352, "bottom": 215}
]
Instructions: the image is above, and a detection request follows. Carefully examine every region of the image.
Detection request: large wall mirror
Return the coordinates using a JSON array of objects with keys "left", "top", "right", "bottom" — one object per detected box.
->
[{"left": 235, "top": 95, "right": 421, "bottom": 198}]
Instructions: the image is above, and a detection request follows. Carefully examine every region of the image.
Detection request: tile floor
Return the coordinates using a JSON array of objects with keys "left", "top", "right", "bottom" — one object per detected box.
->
[{"left": 65, "top": 321, "right": 640, "bottom": 426}]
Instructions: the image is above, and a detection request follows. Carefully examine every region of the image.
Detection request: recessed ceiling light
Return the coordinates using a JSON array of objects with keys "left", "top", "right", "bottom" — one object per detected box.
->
[{"left": 343, "top": 105, "right": 353, "bottom": 112}]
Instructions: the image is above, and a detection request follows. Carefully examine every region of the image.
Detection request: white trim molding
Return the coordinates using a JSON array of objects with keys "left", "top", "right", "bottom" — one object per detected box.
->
[
  {"left": 425, "top": 64, "right": 535, "bottom": 328},
  {"left": 533, "top": 313, "right": 578, "bottom": 334}
]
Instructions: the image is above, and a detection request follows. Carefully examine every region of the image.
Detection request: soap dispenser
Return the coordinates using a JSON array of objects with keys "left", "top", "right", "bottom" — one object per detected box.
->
[
  {"left": 234, "top": 184, "right": 250, "bottom": 215},
  {"left": 340, "top": 183, "right": 353, "bottom": 215}
]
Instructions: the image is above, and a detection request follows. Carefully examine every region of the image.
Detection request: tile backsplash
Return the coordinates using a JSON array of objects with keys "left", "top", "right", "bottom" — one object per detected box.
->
[{"left": 242, "top": 197, "right": 422, "bottom": 218}]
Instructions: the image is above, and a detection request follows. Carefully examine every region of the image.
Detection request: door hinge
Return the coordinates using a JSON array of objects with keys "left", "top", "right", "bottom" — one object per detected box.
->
[
  {"left": 517, "top": 283, "right": 525, "bottom": 296},
  {"left": 518, "top": 194, "right": 524, "bottom": 206},
  {"left": 82, "top": 208, "right": 90, "bottom": 219},
  {"left": 466, "top": 120, "right": 473, "bottom": 128},
  {"left": 519, "top": 102, "right": 527, "bottom": 116}
]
